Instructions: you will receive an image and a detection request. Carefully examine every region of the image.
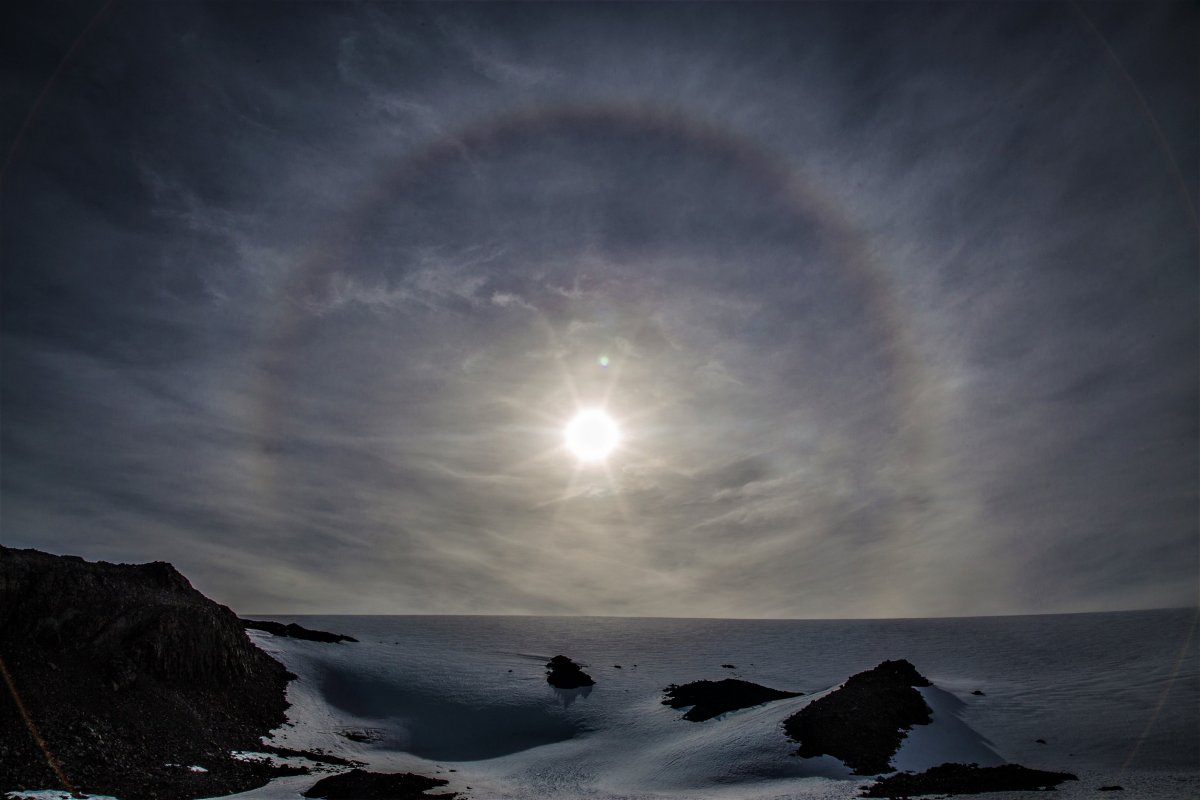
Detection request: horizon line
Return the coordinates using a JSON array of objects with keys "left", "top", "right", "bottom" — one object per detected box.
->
[{"left": 240, "top": 605, "right": 1199, "bottom": 623}]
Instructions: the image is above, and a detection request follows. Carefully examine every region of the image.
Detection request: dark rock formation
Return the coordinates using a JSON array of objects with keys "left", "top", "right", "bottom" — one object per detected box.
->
[
  {"left": 241, "top": 618, "right": 358, "bottom": 643},
  {"left": 0, "top": 546, "right": 295, "bottom": 800},
  {"left": 783, "top": 659, "right": 932, "bottom": 775},
  {"left": 663, "top": 678, "right": 801, "bottom": 722},
  {"left": 545, "top": 655, "right": 595, "bottom": 689},
  {"left": 303, "top": 769, "right": 457, "bottom": 799},
  {"left": 862, "top": 762, "right": 1079, "bottom": 797},
  {"left": 721, "top": 664, "right": 737, "bottom": 669},
  {"left": 971, "top": 689, "right": 985, "bottom": 696},
  {"left": 262, "top": 744, "right": 359, "bottom": 767}
]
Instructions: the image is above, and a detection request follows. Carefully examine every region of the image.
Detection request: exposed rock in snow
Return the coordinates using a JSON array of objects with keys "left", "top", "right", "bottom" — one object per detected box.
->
[
  {"left": 863, "top": 762, "right": 1078, "bottom": 796},
  {"left": 662, "top": 678, "right": 802, "bottom": 721},
  {"left": 241, "top": 619, "right": 358, "bottom": 644},
  {"left": 302, "top": 769, "right": 456, "bottom": 799},
  {"left": 783, "top": 659, "right": 932, "bottom": 775},
  {"left": 545, "top": 655, "right": 595, "bottom": 689}
]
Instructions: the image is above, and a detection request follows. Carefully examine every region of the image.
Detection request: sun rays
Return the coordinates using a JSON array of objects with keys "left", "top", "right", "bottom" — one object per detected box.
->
[{"left": 479, "top": 312, "right": 702, "bottom": 542}]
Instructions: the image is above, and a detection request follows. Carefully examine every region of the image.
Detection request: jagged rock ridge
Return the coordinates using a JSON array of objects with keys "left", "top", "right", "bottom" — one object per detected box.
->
[{"left": 0, "top": 546, "right": 295, "bottom": 800}]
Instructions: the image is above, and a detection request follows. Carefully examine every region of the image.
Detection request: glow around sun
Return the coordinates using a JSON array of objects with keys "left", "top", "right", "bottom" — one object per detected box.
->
[{"left": 565, "top": 409, "right": 620, "bottom": 462}]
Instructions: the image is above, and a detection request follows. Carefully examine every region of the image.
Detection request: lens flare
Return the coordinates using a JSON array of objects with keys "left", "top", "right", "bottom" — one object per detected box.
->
[{"left": 565, "top": 409, "right": 619, "bottom": 462}]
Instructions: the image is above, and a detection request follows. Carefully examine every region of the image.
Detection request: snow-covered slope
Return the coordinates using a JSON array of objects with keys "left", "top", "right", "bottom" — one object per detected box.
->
[{"left": 208, "top": 609, "right": 1198, "bottom": 800}]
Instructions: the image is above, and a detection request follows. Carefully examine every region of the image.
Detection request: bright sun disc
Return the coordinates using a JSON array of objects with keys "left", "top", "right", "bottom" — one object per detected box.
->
[{"left": 565, "top": 409, "right": 619, "bottom": 462}]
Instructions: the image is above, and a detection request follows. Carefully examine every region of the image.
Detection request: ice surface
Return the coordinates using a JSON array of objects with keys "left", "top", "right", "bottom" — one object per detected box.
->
[
  {"left": 221, "top": 609, "right": 1198, "bottom": 799},
  {"left": 14, "top": 610, "right": 1195, "bottom": 799}
]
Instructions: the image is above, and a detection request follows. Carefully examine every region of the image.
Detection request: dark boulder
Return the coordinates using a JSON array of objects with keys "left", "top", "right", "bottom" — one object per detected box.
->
[
  {"left": 241, "top": 619, "right": 357, "bottom": 643},
  {"left": 663, "top": 678, "right": 802, "bottom": 722},
  {"left": 303, "top": 769, "right": 457, "bottom": 799},
  {"left": 546, "top": 655, "right": 595, "bottom": 689},
  {"left": 0, "top": 546, "right": 294, "bottom": 800},
  {"left": 862, "top": 762, "right": 1078, "bottom": 797},
  {"left": 783, "top": 659, "right": 932, "bottom": 775}
]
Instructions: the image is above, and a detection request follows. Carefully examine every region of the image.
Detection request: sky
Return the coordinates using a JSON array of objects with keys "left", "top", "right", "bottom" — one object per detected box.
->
[{"left": 1, "top": 1, "right": 1196, "bottom": 618}]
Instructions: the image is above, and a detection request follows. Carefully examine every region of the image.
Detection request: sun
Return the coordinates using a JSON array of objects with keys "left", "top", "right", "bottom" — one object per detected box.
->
[{"left": 565, "top": 409, "right": 620, "bottom": 462}]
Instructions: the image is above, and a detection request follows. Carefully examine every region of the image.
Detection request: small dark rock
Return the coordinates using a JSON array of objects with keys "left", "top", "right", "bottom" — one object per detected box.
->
[
  {"left": 862, "top": 762, "right": 1078, "bottom": 797},
  {"left": 971, "top": 689, "right": 985, "bottom": 696},
  {"left": 241, "top": 619, "right": 357, "bottom": 643},
  {"left": 613, "top": 664, "right": 622, "bottom": 668},
  {"left": 302, "top": 769, "right": 457, "bottom": 799},
  {"left": 664, "top": 678, "right": 801, "bottom": 721},
  {"left": 783, "top": 659, "right": 933, "bottom": 775},
  {"left": 1098, "top": 785, "right": 1125, "bottom": 791},
  {"left": 721, "top": 664, "right": 737, "bottom": 669},
  {"left": 546, "top": 655, "right": 595, "bottom": 689},
  {"left": 1036, "top": 738, "right": 1047, "bottom": 744}
]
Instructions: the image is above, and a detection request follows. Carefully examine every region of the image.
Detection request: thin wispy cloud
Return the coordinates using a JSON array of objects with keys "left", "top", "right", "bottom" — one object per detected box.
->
[{"left": 2, "top": 1, "right": 1195, "bottom": 617}]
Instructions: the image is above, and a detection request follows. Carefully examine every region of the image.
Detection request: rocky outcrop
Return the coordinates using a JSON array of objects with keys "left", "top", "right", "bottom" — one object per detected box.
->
[
  {"left": 545, "top": 655, "right": 595, "bottom": 689},
  {"left": 0, "top": 546, "right": 295, "bottom": 799},
  {"left": 302, "top": 769, "right": 457, "bottom": 799},
  {"left": 863, "top": 762, "right": 1078, "bottom": 796},
  {"left": 241, "top": 618, "right": 358, "bottom": 643},
  {"left": 262, "top": 744, "right": 358, "bottom": 767},
  {"left": 663, "top": 678, "right": 801, "bottom": 721},
  {"left": 783, "top": 659, "right": 932, "bottom": 775}
]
